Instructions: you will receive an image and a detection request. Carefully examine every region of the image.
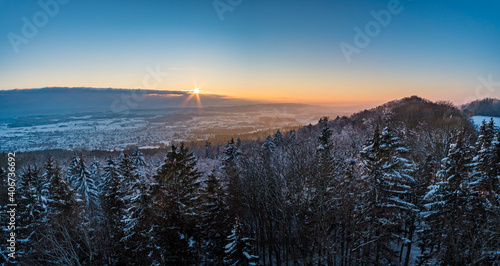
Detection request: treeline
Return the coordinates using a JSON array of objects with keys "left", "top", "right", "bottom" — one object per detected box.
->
[
  {"left": 462, "top": 98, "right": 500, "bottom": 117},
  {"left": 1, "top": 97, "right": 499, "bottom": 265}
]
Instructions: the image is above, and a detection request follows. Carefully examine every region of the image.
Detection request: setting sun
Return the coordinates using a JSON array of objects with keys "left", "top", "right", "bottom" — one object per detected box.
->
[{"left": 194, "top": 88, "right": 200, "bottom": 94}]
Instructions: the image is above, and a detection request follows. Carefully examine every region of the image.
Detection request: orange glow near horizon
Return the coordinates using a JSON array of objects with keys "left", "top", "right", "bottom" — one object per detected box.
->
[
  {"left": 210, "top": 85, "right": 401, "bottom": 105},
  {"left": 180, "top": 89, "right": 203, "bottom": 109},
  {"left": 5, "top": 82, "right": 478, "bottom": 107}
]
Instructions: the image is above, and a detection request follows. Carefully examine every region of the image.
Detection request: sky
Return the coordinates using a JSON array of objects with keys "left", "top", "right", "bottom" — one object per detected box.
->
[{"left": 1, "top": 0, "right": 499, "bottom": 105}]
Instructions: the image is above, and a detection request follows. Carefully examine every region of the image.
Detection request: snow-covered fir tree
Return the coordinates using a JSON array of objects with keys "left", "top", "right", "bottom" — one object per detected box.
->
[
  {"left": 274, "top": 129, "right": 284, "bottom": 147},
  {"left": 154, "top": 143, "right": 202, "bottom": 264},
  {"left": 131, "top": 147, "right": 148, "bottom": 177},
  {"left": 200, "top": 172, "right": 230, "bottom": 264},
  {"left": 17, "top": 166, "right": 45, "bottom": 261},
  {"left": 205, "top": 141, "right": 213, "bottom": 159},
  {"left": 359, "top": 125, "right": 417, "bottom": 264},
  {"left": 224, "top": 218, "right": 258, "bottom": 266},
  {"left": 470, "top": 119, "right": 500, "bottom": 205},
  {"left": 261, "top": 135, "right": 276, "bottom": 153},
  {"left": 222, "top": 138, "right": 241, "bottom": 219},
  {"left": 68, "top": 156, "right": 99, "bottom": 214},
  {"left": 89, "top": 158, "right": 103, "bottom": 192},
  {"left": 118, "top": 153, "right": 141, "bottom": 197},
  {"left": 121, "top": 181, "right": 162, "bottom": 265},
  {"left": 44, "top": 157, "right": 76, "bottom": 217},
  {"left": 421, "top": 130, "right": 477, "bottom": 264},
  {"left": 289, "top": 129, "right": 297, "bottom": 143},
  {"left": 100, "top": 158, "right": 126, "bottom": 262}
]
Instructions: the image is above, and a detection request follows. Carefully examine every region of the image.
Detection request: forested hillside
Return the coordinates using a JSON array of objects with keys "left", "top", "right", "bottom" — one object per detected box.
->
[
  {"left": 462, "top": 98, "right": 500, "bottom": 117},
  {"left": 1, "top": 96, "right": 499, "bottom": 265}
]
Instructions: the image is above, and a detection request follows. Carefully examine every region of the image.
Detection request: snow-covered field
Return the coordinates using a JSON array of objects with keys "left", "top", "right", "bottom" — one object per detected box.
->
[
  {"left": 471, "top": 116, "right": 500, "bottom": 127},
  {"left": 0, "top": 105, "right": 335, "bottom": 152}
]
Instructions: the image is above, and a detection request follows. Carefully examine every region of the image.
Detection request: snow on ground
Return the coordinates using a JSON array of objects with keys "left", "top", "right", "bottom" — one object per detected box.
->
[
  {"left": 471, "top": 116, "right": 500, "bottom": 127},
  {"left": 0, "top": 105, "right": 335, "bottom": 152}
]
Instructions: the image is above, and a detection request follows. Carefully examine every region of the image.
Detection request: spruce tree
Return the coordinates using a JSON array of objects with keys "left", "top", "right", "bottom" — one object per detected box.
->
[
  {"left": 467, "top": 120, "right": 500, "bottom": 263},
  {"left": 205, "top": 141, "right": 213, "bottom": 159},
  {"left": 121, "top": 181, "right": 160, "bottom": 265},
  {"left": 308, "top": 121, "right": 336, "bottom": 261},
  {"left": 261, "top": 135, "right": 276, "bottom": 153},
  {"left": 224, "top": 218, "right": 257, "bottom": 266},
  {"left": 118, "top": 153, "right": 141, "bottom": 198},
  {"left": 70, "top": 156, "right": 99, "bottom": 213},
  {"left": 359, "top": 125, "right": 416, "bottom": 264},
  {"left": 131, "top": 147, "right": 147, "bottom": 177},
  {"left": 222, "top": 139, "right": 241, "bottom": 219},
  {"left": 100, "top": 158, "right": 125, "bottom": 262},
  {"left": 67, "top": 156, "right": 80, "bottom": 187},
  {"left": 44, "top": 157, "right": 76, "bottom": 217},
  {"left": 201, "top": 172, "right": 230, "bottom": 264},
  {"left": 224, "top": 218, "right": 258, "bottom": 266},
  {"left": 154, "top": 143, "right": 202, "bottom": 264},
  {"left": 471, "top": 119, "right": 500, "bottom": 205},
  {"left": 274, "top": 129, "right": 284, "bottom": 147},
  {"left": 89, "top": 159, "right": 103, "bottom": 192},
  {"left": 289, "top": 129, "right": 297, "bottom": 143},
  {"left": 17, "top": 165, "right": 45, "bottom": 262},
  {"left": 38, "top": 157, "right": 85, "bottom": 265},
  {"left": 421, "top": 130, "right": 475, "bottom": 264}
]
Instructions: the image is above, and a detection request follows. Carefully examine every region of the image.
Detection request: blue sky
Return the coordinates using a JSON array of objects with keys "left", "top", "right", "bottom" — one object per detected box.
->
[{"left": 1, "top": 0, "right": 499, "bottom": 103}]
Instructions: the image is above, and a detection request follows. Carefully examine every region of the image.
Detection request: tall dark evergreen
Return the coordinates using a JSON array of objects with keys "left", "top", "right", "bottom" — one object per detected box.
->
[
  {"left": 44, "top": 157, "right": 76, "bottom": 217},
  {"left": 17, "top": 166, "right": 45, "bottom": 262},
  {"left": 273, "top": 129, "right": 284, "bottom": 147},
  {"left": 224, "top": 218, "right": 259, "bottom": 266},
  {"left": 100, "top": 158, "right": 125, "bottom": 262},
  {"left": 304, "top": 120, "right": 337, "bottom": 263},
  {"left": 359, "top": 125, "right": 417, "bottom": 264},
  {"left": 118, "top": 153, "right": 141, "bottom": 196},
  {"left": 131, "top": 147, "right": 147, "bottom": 177},
  {"left": 154, "top": 143, "right": 202, "bottom": 264},
  {"left": 121, "top": 181, "right": 162, "bottom": 265},
  {"left": 69, "top": 156, "right": 99, "bottom": 213},
  {"left": 222, "top": 138, "right": 241, "bottom": 219},
  {"left": 37, "top": 157, "right": 89, "bottom": 265},
  {"left": 89, "top": 159, "right": 103, "bottom": 192},
  {"left": 205, "top": 141, "right": 213, "bottom": 159},
  {"left": 201, "top": 172, "right": 230, "bottom": 264},
  {"left": 421, "top": 130, "right": 477, "bottom": 264},
  {"left": 261, "top": 135, "right": 276, "bottom": 153},
  {"left": 471, "top": 119, "right": 500, "bottom": 205}
]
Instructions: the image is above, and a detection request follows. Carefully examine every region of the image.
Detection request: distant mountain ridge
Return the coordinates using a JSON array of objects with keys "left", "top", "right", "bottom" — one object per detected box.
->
[
  {"left": 0, "top": 87, "right": 257, "bottom": 118},
  {"left": 332, "top": 95, "right": 472, "bottom": 130}
]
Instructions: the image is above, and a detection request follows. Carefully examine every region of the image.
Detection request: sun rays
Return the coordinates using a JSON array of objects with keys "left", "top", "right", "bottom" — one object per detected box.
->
[{"left": 180, "top": 88, "right": 203, "bottom": 109}]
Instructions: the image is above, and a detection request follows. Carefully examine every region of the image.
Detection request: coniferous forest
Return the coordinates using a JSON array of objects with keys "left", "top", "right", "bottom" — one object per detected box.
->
[{"left": 1, "top": 97, "right": 500, "bottom": 265}]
